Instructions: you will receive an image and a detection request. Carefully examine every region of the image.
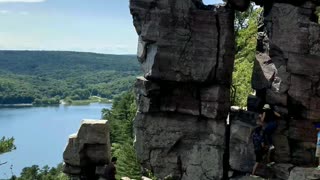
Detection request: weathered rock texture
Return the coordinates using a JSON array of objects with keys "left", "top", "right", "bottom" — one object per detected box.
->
[
  {"left": 229, "top": 110, "right": 257, "bottom": 173},
  {"left": 130, "top": 0, "right": 235, "bottom": 179},
  {"left": 130, "top": 0, "right": 320, "bottom": 179},
  {"left": 250, "top": 0, "right": 320, "bottom": 168},
  {"left": 63, "top": 120, "right": 111, "bottom": 180}
]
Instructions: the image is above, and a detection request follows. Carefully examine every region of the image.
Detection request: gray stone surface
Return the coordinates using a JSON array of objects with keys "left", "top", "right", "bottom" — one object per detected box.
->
[
  {"left": 230, "top": 176, "right": 265, "bottom": 180},
  {"left": 63, "top": 120, "right": 111, "bottom": 179},
  {"left": 134, "top": 112, "right": 225, "bottom": 180},
  {"left": 272, "top": 163, "right": 294, "bottom": 180},
  {"left": 130, "top": 1, "right": 235, "bottom": 176},
  {"left": 130, "top": 0, "right": 235, "bottom": 83},
  {"left": 251, "top": 0, "right": 320, "bottom": 167},
  {"left": 288, "top": 167, "right": 320, "bottom": 180},
  {"left": 131, "top": 0, "right": 320, "bottom": 179},
  {"left": 229, "top": 119, "right": 255, "bottom": 172}
]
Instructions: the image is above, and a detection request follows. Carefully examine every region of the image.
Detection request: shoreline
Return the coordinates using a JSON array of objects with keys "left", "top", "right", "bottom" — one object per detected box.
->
[
  {"left": 0, "top": 102, "right": 112, "bottom": 108},
  {"left": 0, "top": 104, "right": 33, "bottom": 107},
  {"left": 0, "top": 96, "right": 113, "bottom": 108}
]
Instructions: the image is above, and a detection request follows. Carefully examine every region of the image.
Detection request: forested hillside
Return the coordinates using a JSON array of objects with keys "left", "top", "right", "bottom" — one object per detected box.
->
[{"left": 0, "top": 51, "right": 140, "bottom": 105}]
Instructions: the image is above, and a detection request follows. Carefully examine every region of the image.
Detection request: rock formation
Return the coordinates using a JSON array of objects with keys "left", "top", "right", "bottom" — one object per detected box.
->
[
  {"left": 250, "top": 0, "right": 320, "bottom": 166},
  {"left": 129, "top": 0, "right": 320, "bottom": 179},
  {"left": 130, "top": 0, "right": 236, "bottom": 179},
  {"left": 63, "top": 120, "right": 111, "bottom": 180}
]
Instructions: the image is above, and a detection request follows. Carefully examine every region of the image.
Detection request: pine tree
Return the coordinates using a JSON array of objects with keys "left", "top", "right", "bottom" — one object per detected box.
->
[
  {"left": 102, "top": 91, "right": 142, "bottom": 179},
  {"left": 113, "top": 143, "right": 141, "bottom": 180}
]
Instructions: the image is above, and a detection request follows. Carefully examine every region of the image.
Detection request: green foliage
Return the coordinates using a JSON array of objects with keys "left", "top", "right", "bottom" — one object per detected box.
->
[
  {"left": 13, "top": 164, "right": 68, "bottom": 180},
  {"left": 234, "top": 4, "right": 255, "bottom": 33},
  {"left": 113, "top": 143, "right": 141, "bottom": 180},
  {"left": 0, "top": 137, "right": 16, "bottom": 155},
  {"left": 102, "top": 91, "right": 141, "bottom": 179},
  {"left": 232, "top": 7, "right": 262, "bottom": 107},
  {"left": 103, "top": 91, "right": 137, "bottom": 144},
  {"left": 0, "top": 51, "right": 140, "bottom": 105}
]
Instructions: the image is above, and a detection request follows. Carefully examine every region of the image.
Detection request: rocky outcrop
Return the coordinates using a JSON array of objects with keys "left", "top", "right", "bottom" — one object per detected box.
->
[
  {"left": 131, "top": 0, "right": 235, "bottom": 84},
  {"left": 251, "top": 0, "right": 320, "bottom": 166},
  {"left": 288, "top": 167, "right": 320, "bottom": 180},
  {"left": 130, "top": 0, "right": 235, "bottom": 179},
  {"left": 229, "top": 109, "right": 257, "bottom": 173},
  {"left": 63, "top": 120, "right": 111, "bottom": 180},
  {"left": 129, "top": 0, "right": 320, "bottom": 179}
]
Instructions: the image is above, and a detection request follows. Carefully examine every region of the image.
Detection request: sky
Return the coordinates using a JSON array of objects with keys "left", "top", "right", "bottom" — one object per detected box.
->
[{"left": 0, "top": 0, "right": 224, "bottom": 54}]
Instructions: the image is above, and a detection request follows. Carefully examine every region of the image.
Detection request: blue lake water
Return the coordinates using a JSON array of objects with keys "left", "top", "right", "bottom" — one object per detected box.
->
[{"left": 0, "top": 103, "right": 112, "bottom": 179}]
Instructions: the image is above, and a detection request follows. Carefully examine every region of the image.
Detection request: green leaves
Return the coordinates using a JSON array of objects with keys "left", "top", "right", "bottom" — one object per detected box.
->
[
  {"left": 113, "top": 143, "right": 141, "bottom": 180},
  {"left": 0, "top": 136, "right": 16, "bottom": 155},
  {"left": 0, "top": 51, "right": 140, "bottom": 105},
  {"left": 103, "top": 91, "right": 137, "bottom": 144},
  {"left": 232, "top": 6, "right": 262, "bottom": 107},
  {"left": 14, "top": 164, "right": 68, "bottom": 180},
  {"left": 102, "top": 91, "right": 142, "bottom": 179}
]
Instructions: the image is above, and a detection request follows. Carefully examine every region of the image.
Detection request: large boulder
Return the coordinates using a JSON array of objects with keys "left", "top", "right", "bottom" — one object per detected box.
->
[
  {"left": 288, "top": 167, "right": 320, "bottom": 180},
  {"left": 63, "top": 120, "right": 111, "bottom": 179}
]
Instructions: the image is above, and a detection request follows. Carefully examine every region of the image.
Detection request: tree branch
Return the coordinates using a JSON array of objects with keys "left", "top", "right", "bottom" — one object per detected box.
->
[{"left": 0, "top": 161, "right": 8, "bottom": 166}]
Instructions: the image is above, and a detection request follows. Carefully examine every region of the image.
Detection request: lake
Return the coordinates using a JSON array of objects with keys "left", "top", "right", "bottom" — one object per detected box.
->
[{"left": 0, "top": 103, "right": 112, "bottom": 179}]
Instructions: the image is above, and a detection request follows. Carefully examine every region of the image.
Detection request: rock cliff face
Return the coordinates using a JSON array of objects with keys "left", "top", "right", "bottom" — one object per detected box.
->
[
  {"left": 63, "top": 120, "right": 111, "bottom": 180},
  {"left": 251, "top": 0, "right": 320, "bottom": 166},
  {"left": 59, "top": 0, "right": 320, "bottom": 179},
  {"left": 130, "top": 0, "right": 235, "bottom": 179},
  {"left": 130, "top": 0, "right": 320, "bottom": 179}
]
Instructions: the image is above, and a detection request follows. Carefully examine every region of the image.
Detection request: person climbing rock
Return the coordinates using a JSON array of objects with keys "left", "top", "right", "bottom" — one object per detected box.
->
[
  {"left": 249, "top": 117, "right": 266, "bottom": 178},
  {"left": 104, "top": 157, "right": 117, "bottom": 180},
  {"left": 261, "top": 104, "right": 280, "bottom": 166},
  {"left": 261, "top": 104, "right": 280, "bottom": 149},
  {"left": 315, "top": 124, "right": 320, "bottom": 170}
]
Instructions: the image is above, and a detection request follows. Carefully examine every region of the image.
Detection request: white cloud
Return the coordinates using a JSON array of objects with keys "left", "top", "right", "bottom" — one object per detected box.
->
[
  {"left": 0, "top": 0, "right": 45, "bottom": 3},
  {"left": 0, "top": 10, "right": 30, "bottom": 15},
  {"left": 19, "top": 11, "right": 29, "bottom": 15},
  {"left": 0, "top": 10, "right": 10, "bottom": 14}
]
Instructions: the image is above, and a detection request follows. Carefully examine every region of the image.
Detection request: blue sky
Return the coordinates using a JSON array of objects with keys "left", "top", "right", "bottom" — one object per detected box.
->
[{"left": 0, "top": 0, "right": 223, "bottom": 54}]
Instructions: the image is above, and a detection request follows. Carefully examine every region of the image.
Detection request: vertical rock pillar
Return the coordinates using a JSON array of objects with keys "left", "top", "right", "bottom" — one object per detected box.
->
[
  {"left": 130, "top": 0, "right": 235, "bottom": 179},
  {"left": 251, "top": 0, "right": 320, "bottom": 165}
]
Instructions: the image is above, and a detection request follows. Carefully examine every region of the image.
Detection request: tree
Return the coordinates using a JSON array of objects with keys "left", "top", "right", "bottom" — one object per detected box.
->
[
  {"left": 232, "top": 6, "right": 262, "bottom": 107},
  {"left": 102, "top": 91, "right": 141, "bottom": 179},
  {"left": 19, "top": 165, "right": 40, "bottom": 180},
  {"left": 0, "top": 137, "right": 16, "bottom": 155},
  {"left": 103, "top": 91, "right": 137, "bottom": 144},
  {"left": 235, "top": 4, "right": 255, "bottom": 35},
  {"left": 113, "top": 143, "right": 141, "bottom": 180},
  {"left": 14, "top": 164, "right": 68, "bottom": 180}
]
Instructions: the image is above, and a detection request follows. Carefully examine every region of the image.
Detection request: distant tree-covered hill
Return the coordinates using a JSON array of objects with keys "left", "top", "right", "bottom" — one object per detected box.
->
[{"left": 0, "top": 51, "right": 140, "bottom": 105}]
